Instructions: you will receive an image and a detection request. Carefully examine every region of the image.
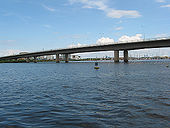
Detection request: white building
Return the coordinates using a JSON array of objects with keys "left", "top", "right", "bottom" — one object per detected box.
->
[{"left": 71, "top": 55, "right": 81, "bottom": 60}]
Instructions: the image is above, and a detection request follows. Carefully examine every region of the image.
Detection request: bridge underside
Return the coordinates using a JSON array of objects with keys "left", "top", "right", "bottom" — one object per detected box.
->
[{"left": 0, "top": 50, "right": 129, "bottom": 63}]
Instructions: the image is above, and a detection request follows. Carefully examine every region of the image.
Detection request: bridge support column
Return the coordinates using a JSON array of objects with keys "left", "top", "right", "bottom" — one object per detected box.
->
[
  {"left": 114, "top": 50, "right": 119, "bottom": 63},
  {"left": 65, "top": 54, "right": 69, "bottom": 63},
  {"left": 124, "top": 50, "right": 128, "bottom": 63},
  {"left": 33, "top": 56, "right": 37, "bottom": 63},
  {"left": 56, "top": 54, "right": 60, "bottom": 63}
]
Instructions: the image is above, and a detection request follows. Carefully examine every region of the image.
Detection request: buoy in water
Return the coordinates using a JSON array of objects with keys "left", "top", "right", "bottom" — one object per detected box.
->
[
  {"left": 94, "top": 62, "right": 99, "bottom": 69},
  {"left": 94, "top": 66, "right": 100, "bottom": 69}
]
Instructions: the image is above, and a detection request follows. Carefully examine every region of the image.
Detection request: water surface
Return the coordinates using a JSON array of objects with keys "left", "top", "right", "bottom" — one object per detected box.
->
[{"left": 0, "top": 60, "right": 170, "bottom": 128}]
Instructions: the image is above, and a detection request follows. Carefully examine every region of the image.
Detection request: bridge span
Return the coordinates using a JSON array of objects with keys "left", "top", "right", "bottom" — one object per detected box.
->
[{"left": 0, "top": 38, "right": 170, "bottom": 63}]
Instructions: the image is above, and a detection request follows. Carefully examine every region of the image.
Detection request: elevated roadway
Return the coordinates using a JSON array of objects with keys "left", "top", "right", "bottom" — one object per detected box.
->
[{"left": 0, "top": 38, "right": 170, "bottom": 63}]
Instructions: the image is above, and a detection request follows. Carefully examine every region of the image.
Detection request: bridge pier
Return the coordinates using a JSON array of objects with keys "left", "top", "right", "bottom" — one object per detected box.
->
[
  {"left": 56, "top": 54, "right": 60, "bottom": 63},
  {"left": 65, "top": 54, "right": 69, "bottom": 63},
  {"left": 114, "top": 50, "right": 119, "bottom": 63},
  {"left": 124, "top": 50, "right": 128, "bottom": 63},
  {"left": 33, "top": 56, "right": 37, "bottom": 63}
]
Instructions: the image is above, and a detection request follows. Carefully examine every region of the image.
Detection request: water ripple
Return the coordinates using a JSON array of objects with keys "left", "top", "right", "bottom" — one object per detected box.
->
[{"left": 0, "top": 62, "right": 170, "bottom": 128}]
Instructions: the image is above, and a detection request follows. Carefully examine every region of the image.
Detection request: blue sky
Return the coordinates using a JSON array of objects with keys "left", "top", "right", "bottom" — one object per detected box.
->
[{"left": 0, "top": 0, "right": 170, "bottom": 57}]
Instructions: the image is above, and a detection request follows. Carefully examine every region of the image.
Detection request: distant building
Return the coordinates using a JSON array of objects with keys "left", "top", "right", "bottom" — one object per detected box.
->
[
  {"left": 46, "top": 55, "right": 55, "bottom": 60},
  {"left": 71, "top": 55, "right": 81, "bottom": 60},
  {"left": 38, "top": 56, "right": 45, "bottom": 60},
  {"left": 59, "top": 54, "right": 71, "bottom": 60}
]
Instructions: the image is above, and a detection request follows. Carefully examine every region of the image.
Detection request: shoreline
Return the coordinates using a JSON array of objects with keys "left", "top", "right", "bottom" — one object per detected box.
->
[{"left": 0, "top": 58, "right": 170, "bottom": 63}]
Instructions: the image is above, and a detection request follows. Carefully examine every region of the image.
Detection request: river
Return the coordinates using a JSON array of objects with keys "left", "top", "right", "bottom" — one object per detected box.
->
[{"left": 0, "top": 60, "right": 170, "bottom": 128}]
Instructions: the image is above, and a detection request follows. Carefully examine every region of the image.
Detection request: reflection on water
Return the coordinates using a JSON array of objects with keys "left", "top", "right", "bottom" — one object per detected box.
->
[{"left": 0, "top": 60, "right": 170, "bottom": 128}]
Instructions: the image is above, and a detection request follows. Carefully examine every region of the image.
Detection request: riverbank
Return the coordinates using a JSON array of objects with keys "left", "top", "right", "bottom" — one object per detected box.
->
[{"left": 0, "top": 58, "right": 170, "bottom": 63}]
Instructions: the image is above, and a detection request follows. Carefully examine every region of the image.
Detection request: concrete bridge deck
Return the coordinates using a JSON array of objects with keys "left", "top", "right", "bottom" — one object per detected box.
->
[{"left": 0, "top": 38, "right": 170, "bottom": 63}]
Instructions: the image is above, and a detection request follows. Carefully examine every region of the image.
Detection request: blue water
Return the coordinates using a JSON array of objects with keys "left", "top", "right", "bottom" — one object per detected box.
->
[{"left": 0, "top": 61, "right": 170, "bottom": 128}]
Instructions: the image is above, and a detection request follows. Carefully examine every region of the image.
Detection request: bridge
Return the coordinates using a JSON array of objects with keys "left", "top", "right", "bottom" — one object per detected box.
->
[{"left": 0, "top": 38, "right": 170, "bottom": 63}]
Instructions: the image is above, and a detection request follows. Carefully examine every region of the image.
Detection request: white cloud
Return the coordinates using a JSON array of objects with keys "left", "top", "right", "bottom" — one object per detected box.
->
[
  {"left": 69, "top": 0, "right": 107, "bottom": 10},
  {"left": 42, "top": 4, "right": 56, "bottom": 12},
  {"left": 96, "top": 37, "right": 114, "bottom": 45},
  {"left": 156, "top": 0, "right": 166, "bottom": 3},
  {"left": 69, "top": 0, "right": 141, "bottom": 18},
  {"left": 67, "top": 33, "right": 170, "bottom": 58},
  {"left": 155, "top": 33, "right": 167, "bottom": 38},
  {"left": 0, "top": 49, "right": 22, "bottom": 57},
  {"left": 67, "top": 33, "right": 170, "bottom": 57},
  {"left": 118, "top": 34, "right": 143, "bottom": 42},
  {"left": 68, "top": 37, "right": 115, "bottom": 48},
  {"left": 68, "top": 43, "right": 87, "bottom": 48},
  {"left": 68, "top": 34, "right": 144, "bottom": 48},
  {"left": 161, "top": 4, "right": 170, "bottom": 7},
  {"left": 106, "top": 9, "right": 140, "bottom": 18},
  {"left": 115, "top": 26, "right": 123, "bottom": 31}
]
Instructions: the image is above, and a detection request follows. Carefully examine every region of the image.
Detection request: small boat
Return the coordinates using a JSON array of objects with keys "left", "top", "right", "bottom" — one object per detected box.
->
[
  {"left": 166, "top": 65, "right": 169, "bottom": 68},
  {"left": 94, "top": 62, "right": 99, "bottom": 69}
]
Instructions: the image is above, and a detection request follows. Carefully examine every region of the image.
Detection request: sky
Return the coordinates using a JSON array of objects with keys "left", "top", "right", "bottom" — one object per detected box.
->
[{"left": 0, "top": 0, "right": 170, "bottom": 57}]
